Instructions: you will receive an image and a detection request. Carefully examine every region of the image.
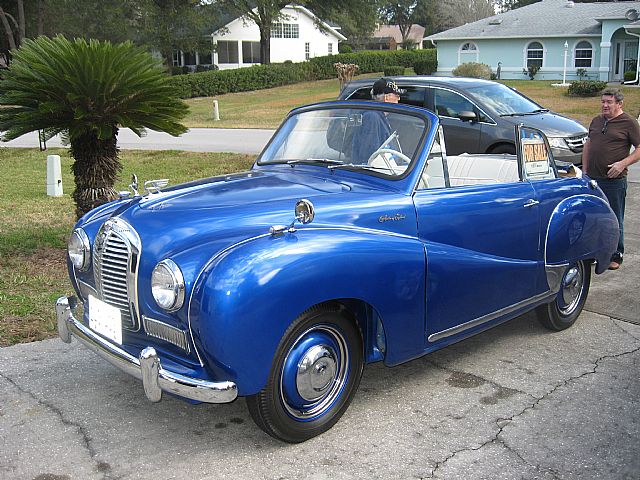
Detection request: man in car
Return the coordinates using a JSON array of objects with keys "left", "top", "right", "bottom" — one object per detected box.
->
[
  {"left": 582, "top": 88, "right": 640, "bottom": 270},
  {"left": 351, "top": 78, "right": 404, "bottom": 164}
]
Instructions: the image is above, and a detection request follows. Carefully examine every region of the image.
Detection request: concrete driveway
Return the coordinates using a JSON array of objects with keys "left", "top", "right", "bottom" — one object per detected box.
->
[{"left": 0, "top": 171, "right": 638, "bottom": 480}]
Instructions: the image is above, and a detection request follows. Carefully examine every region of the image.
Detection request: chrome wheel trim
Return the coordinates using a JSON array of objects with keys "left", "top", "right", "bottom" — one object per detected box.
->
[
  {"left": 279, "top": 325, "right": 349, "bottom": 420},
  {"left": 558, "top": 262, "right": 584, "bottom": 316}
]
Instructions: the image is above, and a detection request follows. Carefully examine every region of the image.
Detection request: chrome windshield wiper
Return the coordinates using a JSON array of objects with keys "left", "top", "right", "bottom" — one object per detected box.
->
[
  {"left": 286, "top": 158, "right": 345, "bottom": 166},
  {"left": 328, "top": 163, "right": 396, "bottom": 173}
]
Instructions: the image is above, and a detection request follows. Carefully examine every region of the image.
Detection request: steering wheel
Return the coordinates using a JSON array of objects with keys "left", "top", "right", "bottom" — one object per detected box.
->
[{"left": 367, "top": 148, "right": 412, "bottom": 172}]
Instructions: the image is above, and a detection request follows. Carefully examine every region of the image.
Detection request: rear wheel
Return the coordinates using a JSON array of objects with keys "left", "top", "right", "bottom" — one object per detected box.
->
[
  {"left": 246, "top": 305, "right": 363, "bottom": 443},
  {"left": 536, "top": 260, "right": 591, "bottom": 331}
]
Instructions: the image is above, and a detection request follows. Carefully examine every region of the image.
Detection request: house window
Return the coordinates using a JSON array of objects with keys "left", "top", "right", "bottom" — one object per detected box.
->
[
  {"left": 328, "top": 43, "right": 333, "bottom": 54},
  {"left": 217, "top": 41, "right": 238, "bottom": 64},
  {"left": 574, "top": 41, "right": 593, "bottom": 68},
  {"left": 459, "top": 42, "right": 479, "bottom": 63},
  {"left": 526, "top": 41, "right": 544, "bottom": 68},
  {"left": 305, "top": 42, "right": 310, "bottom": 60},
  {"left": 172, "top": 51, "right": 181, "bottom": 67},
  {"left": 242, "top": 41, "right": 261, "bottom": 64},
  {"left": 271, "top": 22, "right": 299, "bottom": 38},
  {"left": 183, "top": 51, "right": 196, "bottom": 66}
]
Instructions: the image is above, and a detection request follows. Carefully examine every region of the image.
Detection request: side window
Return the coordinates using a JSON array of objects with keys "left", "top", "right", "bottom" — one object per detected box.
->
[
  {"left": 348, "top": 86, "right": 425, "bottom": 107},
  {"left": 433, "top": 89, "right": 475, "bottom": 119},
  {"left": 418, "top": 131, "right": 446, "bottom": 190}
]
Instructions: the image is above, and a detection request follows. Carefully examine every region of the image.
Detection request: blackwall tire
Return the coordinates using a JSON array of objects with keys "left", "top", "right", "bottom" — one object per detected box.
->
[
  {"left": 246, "top": 305, "right": 364, "bottom": 443},
  {"left": 536, "top": 260, "right": 591, "bottom": 331}
]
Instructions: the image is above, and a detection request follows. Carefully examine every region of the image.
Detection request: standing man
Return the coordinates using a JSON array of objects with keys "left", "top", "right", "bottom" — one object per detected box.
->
[{"left": 582, "top": 88, "right": 640, "bottom": 270}]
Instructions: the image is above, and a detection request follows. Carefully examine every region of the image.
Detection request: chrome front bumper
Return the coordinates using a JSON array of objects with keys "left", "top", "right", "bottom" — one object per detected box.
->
[{"left": 56, "top": 296, "right": 238, "bottom": 404}]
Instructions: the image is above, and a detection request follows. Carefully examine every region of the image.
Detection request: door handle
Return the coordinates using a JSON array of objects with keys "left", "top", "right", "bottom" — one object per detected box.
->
[{"left": 523, "top": 199, "right": 540, "bottom": 208}]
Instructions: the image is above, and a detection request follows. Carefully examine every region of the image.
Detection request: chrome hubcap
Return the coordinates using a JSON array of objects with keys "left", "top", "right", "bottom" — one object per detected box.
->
[
  {"left": 296, "top": 345, "right": 337, "bottom": 401},
  {"left": 559, "top": 263, "right": 584, "bottom": 315}
]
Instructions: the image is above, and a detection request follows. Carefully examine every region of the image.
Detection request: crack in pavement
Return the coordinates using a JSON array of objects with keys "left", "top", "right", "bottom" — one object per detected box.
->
[
  {"left": 0, "top": 370, "right": 115, "bottom": 480},
  {"left": 425, "top": 344, "right": 640, "bottom": 478}
]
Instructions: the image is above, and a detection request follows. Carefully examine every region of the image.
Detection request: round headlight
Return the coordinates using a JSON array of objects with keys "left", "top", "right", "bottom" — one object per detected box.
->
[
  {"left": 68, "top": 229, "right": 90, "bottom": 271},
  {"left": 151, "top": 259, "right": 185, "bottom": 311}
]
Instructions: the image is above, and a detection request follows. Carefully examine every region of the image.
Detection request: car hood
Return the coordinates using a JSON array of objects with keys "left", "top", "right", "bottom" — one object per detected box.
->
[
  {"left": 107, "top": 168, "right": 404, "bottom": 263},
  {"left": 500, "top": 111, "right": 587, "bottom": 137}
]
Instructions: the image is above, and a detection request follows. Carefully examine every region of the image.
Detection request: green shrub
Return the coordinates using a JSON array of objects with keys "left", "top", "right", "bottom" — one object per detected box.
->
[
  {"left": 567, "top": 80, "right": 608, "bottom": 97},
  {"left": 384, "top": 65, "right": 405, "bottom": 76},
  {"left": 339, "top": 44, "right": 353, "bottom": 54},
  {"left": 522, "top": 64, "right": 540, "bottom": 80},
  {"left": 624, "top": 70, "right": 637, "bottom": 82},
  {"left": 168, "top": 49, "right": 437, "bottom": 98},
  {"left": 576, "top": 68, "right": 587, "bottom": 80},
  {"left": 413, "top": 59, "right": 437, "bottom": 75},
  {"left": 171, "top": 66, "right": 189, "bottom": 75},
  {"left": 452, "top": 62, "right": 492, "bottom": 79}
]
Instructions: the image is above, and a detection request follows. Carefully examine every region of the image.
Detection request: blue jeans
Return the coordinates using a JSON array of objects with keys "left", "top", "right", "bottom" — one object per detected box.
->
[{"left": 597, "top": 177, "right": 627, "bottom": 258}]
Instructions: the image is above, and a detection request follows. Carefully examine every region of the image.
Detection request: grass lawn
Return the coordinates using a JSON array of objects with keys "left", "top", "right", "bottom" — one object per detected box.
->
[
  {"left": 2, "top": 76, "right": 640, "bottom": 346},
  {"left": 183, "top": 77, "right": 640, "bottom": 129}
]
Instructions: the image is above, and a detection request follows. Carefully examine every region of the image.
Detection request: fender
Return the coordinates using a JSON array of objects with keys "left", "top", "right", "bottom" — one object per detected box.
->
[
  {"left": 545, "top": 194, "right": 619, "bottom": 275},
  {"left": 189, "top": 227, "right": 426, "bottom": 396}
]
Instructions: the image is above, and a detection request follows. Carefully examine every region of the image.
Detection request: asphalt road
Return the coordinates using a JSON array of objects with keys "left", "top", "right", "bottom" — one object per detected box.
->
[{"left": 0, "top": 134, "right": 639, "bottom": 480}]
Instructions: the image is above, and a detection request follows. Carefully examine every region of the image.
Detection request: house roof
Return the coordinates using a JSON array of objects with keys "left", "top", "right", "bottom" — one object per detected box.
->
[
  {"left": 426, "top": 0, "right": 640, "bottom": 41},
  {"left": 212, "top": 4, "right": 346, "bottom": 41},
  {"left": 373, "top": 24, "right": 425, "bottom": 43}
]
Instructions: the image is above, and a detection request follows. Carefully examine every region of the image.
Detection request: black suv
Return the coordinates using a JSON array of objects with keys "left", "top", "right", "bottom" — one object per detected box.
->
[{"left": 339, "top": 76, "right": 587, "bottom": 164}]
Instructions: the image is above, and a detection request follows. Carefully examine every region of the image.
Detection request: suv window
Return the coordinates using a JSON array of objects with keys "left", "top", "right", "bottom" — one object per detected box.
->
[
  {"left": 433, "top": 89, "right": 475, "bottom": 119},
  {"left": 349, "top": 86, "right": 426, "bottom": 107}
]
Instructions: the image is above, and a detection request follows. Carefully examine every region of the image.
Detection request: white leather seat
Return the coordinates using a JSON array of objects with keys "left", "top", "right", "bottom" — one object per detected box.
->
[{"left": 421, "top": 153, "right": 519, "bottom": 188}]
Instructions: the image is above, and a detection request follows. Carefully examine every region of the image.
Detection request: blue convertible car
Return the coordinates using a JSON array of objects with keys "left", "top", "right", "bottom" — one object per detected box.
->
[{"left": 56, "top": 101, "right": 618, "bottom": 442}]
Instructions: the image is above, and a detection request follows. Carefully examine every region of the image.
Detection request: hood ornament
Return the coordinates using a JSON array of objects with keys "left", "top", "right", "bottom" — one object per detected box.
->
[{"left": 118, "top": 173, "right": 169, "bottom": 199}]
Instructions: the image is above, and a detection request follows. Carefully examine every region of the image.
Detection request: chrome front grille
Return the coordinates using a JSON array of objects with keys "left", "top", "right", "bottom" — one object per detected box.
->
[
  {"left": 565, "top": 134, "right": 587, "bottom": 152},
  {"left": 93, "top": 218, "right": 141, "bottom": 330}
]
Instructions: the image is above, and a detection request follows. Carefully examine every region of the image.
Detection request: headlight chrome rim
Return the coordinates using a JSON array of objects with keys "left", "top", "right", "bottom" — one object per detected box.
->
[
  {"left": 151, "top": 259, "right": 185, "bottom": 312},
  {"left": 68, "top": 229, "right": 91, "bottom": 271}
]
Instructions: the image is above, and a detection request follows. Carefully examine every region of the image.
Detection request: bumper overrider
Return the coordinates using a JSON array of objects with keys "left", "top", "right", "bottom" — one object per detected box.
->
[{"left": 56, "top": 295, "right": 238, "bottom": 404}]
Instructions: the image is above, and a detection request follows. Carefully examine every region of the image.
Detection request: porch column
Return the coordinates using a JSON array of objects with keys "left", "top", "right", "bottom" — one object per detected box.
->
[
  {"left": 238, "top": 40, "right": 243, "bottom": 68},
  {"left": 599, "top": 41, "right": 611, "bottom": 82}
]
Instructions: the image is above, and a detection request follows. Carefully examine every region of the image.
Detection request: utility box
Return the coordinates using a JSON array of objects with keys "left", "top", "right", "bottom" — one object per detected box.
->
[{"left": 46, "top": 154, "right": 63, "bottom": 197}]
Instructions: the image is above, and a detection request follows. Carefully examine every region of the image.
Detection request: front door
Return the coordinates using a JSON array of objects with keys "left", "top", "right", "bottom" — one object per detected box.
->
[
  {"left": 613, "top": 39, "right": 638, "bottom": 81},
  {"left": 414, "top": 127, "right": 543, "bottom": 343}
]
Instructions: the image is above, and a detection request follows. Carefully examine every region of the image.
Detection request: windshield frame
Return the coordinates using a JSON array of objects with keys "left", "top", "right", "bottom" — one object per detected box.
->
[{"left": 256, "top": 102, "right": 432, "bottom": 181}]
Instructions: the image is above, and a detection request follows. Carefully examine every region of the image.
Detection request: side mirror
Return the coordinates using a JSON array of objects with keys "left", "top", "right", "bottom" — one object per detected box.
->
[{"left": 458, "top": 111, "right": 477, "bottom": 122}]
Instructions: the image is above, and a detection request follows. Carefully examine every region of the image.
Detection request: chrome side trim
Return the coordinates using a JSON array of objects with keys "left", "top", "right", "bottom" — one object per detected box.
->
[
  {"left": 427, "top": 290, "right": 554, "bottom": 343},
  {"left": 56, "top": 296, "right": 237, "bottom": 404},
  {"left": 143, "top": 315, "right": 190, "bottom": 353}
]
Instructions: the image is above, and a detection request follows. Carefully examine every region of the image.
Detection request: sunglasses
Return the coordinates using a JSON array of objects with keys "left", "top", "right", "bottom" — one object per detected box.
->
[{"left": 602, "top": 119, "right": 609, "bottom": 134}]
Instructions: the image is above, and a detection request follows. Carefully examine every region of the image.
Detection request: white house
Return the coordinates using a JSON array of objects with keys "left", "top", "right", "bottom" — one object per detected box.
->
[
  {"left": 425, "top": 0, "right": 640, "bottom": 82},
  {"left": 175, "top": 5, "right": 346, "bottom": 70}
]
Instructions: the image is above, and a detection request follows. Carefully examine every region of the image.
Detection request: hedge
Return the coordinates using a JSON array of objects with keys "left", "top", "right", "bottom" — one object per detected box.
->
[
  {"left": 567, "top": 80, "right": 608, "bottom": 97},
  {"left": 168, "top": 49, "right": 437, "bottom": 99}
]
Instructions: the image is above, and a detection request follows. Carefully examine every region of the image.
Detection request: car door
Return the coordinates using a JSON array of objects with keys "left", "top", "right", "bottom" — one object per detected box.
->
[
  {"left": 427, "top": 86, "right": 483, "bottom": 155},
  {"left": 413, "top": 127, "right": 543, "bottom": 344}
]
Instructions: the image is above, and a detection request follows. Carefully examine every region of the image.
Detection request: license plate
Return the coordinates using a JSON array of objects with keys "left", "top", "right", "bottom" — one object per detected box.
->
[{"left": 88, "top": 295, "right": 123, "bottom": 344}]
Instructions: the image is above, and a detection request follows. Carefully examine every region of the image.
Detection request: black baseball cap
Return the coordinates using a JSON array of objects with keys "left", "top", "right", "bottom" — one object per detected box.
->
[{"left": 371, "top": 77, "right": 405, "bottom": 96}]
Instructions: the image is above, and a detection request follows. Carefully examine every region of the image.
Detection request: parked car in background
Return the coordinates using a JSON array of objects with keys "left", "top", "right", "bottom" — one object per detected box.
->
[
  {"left": 339, "top": 76, "right": 588, "bottom": 164},
  {"left": 57, "top": 101, "right": 617, "bottom": 443}
]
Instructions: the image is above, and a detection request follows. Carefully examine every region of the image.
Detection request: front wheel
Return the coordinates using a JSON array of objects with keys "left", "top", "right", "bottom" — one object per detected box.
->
[
  {"left": 246, "top": 305, "right": 364, "bottom": 443},
  {"left": 536, "top": 260, "right": 591, "bottom": 331}
]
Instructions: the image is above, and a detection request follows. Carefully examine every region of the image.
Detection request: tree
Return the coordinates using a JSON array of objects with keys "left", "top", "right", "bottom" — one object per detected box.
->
[
  {"left": 436, "top": 0, "right": 497, "bottom": 31},
  {"left": 0, "top": 36, "right": 188, "bottom": 218},
  {"left": 217, "top": 0, "right": 379, "bottom": 64},
  {"left": 380, "top": 1, "right": 420, "bottom": 48}
]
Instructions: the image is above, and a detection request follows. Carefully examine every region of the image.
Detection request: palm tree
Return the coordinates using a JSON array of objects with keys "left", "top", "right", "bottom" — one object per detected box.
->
[{"left": 0, "top": 35, "right": 188, "bottom": 218}]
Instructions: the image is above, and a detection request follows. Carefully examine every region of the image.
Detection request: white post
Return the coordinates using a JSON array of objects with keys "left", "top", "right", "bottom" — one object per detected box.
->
[
  {"left": 563, "top": 41, "right": 568, "bottom": 85},
  {"left": 46, "top": 154, "right": 63, "bottom": 197},
  {"left": 213, "top": 100, "right": 220, "bottom": 121}
]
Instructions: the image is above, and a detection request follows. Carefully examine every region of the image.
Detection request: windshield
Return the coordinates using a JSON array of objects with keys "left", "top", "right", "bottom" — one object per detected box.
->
[
  {"left": 258, "top": 107, "right": 428, "bottom": 178},
  {"left": 466, "top": 83, "right": 544, "bottom": 116}
]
